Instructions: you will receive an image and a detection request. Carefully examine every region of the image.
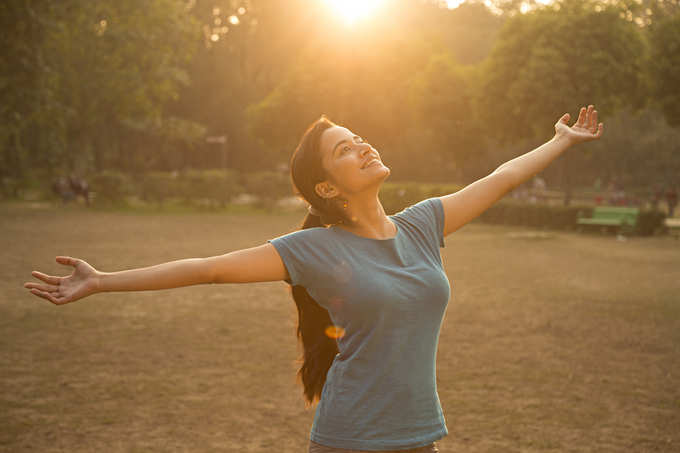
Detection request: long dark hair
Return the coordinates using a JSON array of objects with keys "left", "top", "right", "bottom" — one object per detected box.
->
[{"left": 289, "top": 115, "right": 352, "bottom": 406}]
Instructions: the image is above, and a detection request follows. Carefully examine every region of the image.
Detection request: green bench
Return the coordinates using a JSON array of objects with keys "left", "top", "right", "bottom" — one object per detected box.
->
[{"left": 576, "top": 206, "right": 639, "bottom": 234}]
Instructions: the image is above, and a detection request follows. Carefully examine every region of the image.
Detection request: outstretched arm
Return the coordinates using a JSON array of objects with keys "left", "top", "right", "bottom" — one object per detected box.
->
[
  {"left": 494, "top": 105, "right": 603, "bottom": 189},
  {"left": 439, "top": 105, "right": 603, "bottom": 236},
  {"left": 24, "top": 244, "right": 289, "bottom": 306}
]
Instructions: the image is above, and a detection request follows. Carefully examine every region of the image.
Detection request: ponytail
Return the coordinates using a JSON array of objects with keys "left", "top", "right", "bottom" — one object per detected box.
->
[
  {"left": 286, "top": 114, "right": 350, "bottom": 405},
  {"left": 291, "top": 211, "right": 339, "bottom": 406}
]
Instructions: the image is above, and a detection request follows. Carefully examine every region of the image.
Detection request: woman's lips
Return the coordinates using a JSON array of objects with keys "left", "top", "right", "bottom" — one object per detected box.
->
[{"left": 362, "top": 159, "right": 381, "bottom": 169}]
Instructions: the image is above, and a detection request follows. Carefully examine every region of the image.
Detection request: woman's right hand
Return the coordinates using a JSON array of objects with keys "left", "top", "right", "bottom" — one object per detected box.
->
[{"left": 24, "top": 256, "right": 100, "bottom": 305}]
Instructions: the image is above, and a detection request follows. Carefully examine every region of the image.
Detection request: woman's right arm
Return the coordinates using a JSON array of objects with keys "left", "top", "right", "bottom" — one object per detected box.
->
[
  {"left": 24, "top": 244, "right": 290, "bottom": 305},
  {"left": 204, "top": 243, "right": 290, "bottom": 284},
  {"left": 99, "top": 243, "right": 289, "bottom": 290}
]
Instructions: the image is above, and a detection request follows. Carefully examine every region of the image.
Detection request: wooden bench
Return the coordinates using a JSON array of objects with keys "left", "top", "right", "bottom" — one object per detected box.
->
[
  {"left": 576, "top": 206, "right": 639, "bottom": 234},
  {"left": 665, "top": 218, "right": 680, "bottom": 239}
]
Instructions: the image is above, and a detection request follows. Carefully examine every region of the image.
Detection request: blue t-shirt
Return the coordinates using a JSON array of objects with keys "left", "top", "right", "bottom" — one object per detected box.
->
[{"left": 267, "top": 197, "right": 450, "bottom": 451}]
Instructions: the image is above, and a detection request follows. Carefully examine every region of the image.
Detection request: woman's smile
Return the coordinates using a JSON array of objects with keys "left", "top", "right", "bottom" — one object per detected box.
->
[{"left": 361, "top": 158, "right": 382, "bottom": 169}]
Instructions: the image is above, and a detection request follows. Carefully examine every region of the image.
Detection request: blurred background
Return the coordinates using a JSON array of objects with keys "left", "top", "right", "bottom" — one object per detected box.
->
[{"left": 1, "top": 0, "right": 679, "bottom": 215}]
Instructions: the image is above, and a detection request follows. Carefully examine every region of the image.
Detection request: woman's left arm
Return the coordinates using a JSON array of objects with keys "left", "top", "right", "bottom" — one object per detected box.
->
[{"left": 439, "top": 105, "right": 603, "bottom": 236}]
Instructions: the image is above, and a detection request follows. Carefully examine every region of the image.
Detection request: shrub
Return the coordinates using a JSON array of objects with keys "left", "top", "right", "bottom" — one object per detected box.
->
[
  {"left": 179, "top": 169, "right": 243, "bottom": 207},
  {"left": 90, "top": 170, "right": 135, "bottom": 204},
  {"left": 479, "top": 202, "right": 665, "bottom": 236},
  {"left": 238, "top": 171, "right": 291, "bottom": 208},
  {"left": 380, "top": 182, "right": 464, "bottom": 214},
  {"left": 140, "top": 171, "right": 184, "bottom": 206},
  {"left": 635, "top": 210, "right": 667, "bottom": 236},
  {"left": 479, "top": 201, "right": 586, "bottom": 230}
]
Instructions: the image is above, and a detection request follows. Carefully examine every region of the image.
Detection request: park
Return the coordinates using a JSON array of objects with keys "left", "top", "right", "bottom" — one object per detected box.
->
[
  {"left": 3, "top": 0, "right": 680, "bottom": 452},
  {"left": 3, "top": 201, "right": 679, "bottom": 451}
]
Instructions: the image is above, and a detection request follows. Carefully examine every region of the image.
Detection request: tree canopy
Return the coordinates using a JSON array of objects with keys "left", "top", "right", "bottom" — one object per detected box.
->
[{"left": 1, "top": 0, "right": 678, "bottom": 192}]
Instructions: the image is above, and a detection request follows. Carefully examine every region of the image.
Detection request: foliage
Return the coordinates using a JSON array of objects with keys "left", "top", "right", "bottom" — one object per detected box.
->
[
  {"left": 237, "top": 170, "right": 292, "bottom": 208},
  {"left": 478, "top": 0, "right": 646, "bottom": 143},
  {"left": 478, "top": 200, "right": 665, "bottom": 235},
  {"left": 647, "top": 12, "right": 680, "bottom": 127},
  {"left": 89, "top": 170, "right": 135, "bottom": 204},
  {"left": 2, "top": 0, "right": 679, "bottom": 202},
  {"left": 579, "top": 108, "right": 680, "bottom": 188},
  {"left": 180, "top": 169, "right": 243, "bottom": 207},
  {"left": 140, "top": 171, "right": 185, "bottom": 206},
  {"left": 0, "top": 0, "right": 201, "bottom": 181},
  {"left": 380, "top": 181, "right": 465, "bottom": 214}
]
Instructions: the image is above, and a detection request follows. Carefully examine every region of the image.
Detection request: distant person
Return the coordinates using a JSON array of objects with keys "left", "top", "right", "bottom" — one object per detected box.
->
[
  {"left": 592, "top": 177, "right": 603, "bottom": 205},
  {"left": 651, "top": 183, "right": 663, "bottom": 210},
  {"left": 531, "top": 176, "right": 547, "bottom": 203},
  {"left": 51, "top": 176, "right": 75, "bottom": 204},
  {"left": 68, "top": 174, "right": 90, "bottom": 206},
  {"left": 25, "top": 105, "right": 604, "bottom": 453},
  {"left": 666, "top": 185, "right": 678, "bottom": 218},
  {"left": 52, "top": 174, "right": 90, "bottom": 206}
]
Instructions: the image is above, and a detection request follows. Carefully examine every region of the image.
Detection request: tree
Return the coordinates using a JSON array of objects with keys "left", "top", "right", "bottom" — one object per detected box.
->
[
  {"left": 0, "top": 0, "right": 202, "bottom": 183},
  {"left": 648, "top": 12, "right": 680, "bottom": 127},
  {"left": 478, "top": 0, "right": 646, "bottom": 144}
]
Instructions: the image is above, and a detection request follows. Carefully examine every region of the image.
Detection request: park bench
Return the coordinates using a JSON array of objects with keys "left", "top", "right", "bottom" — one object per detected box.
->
[
  {"left": 665, "top": 217, "right": 680, "bottom": 239},
  {"left": 576, "top": 206, "right": 639, "bottom": 234}
]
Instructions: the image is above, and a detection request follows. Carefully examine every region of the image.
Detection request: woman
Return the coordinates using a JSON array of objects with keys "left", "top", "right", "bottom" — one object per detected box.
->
[{"left": 24, "top": 105, "right": 603, "bottom": 452}]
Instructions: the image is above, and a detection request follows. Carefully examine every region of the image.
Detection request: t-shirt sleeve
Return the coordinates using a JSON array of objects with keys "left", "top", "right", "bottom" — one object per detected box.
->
[
  {"left": 267, "top": 228, "right": 326, "bottom": 287},
  {"left": 393, "top": 197, "right": 446, "bottom": 249}
]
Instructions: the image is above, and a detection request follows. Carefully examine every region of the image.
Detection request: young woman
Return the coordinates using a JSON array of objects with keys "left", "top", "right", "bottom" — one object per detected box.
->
[{"left": 24, "top": 105, "right": 603, "bottom": 452}]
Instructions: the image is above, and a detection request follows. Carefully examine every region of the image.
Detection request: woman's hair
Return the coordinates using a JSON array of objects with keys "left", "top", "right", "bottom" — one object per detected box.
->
[{"left": 288, "top": 115, "right": 351, "bottom": 405}]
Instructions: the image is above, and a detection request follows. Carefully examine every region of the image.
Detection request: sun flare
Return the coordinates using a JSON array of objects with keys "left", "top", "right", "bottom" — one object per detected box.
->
[{"left": 324, "top": 0, "right": 386, "bottom": 24}]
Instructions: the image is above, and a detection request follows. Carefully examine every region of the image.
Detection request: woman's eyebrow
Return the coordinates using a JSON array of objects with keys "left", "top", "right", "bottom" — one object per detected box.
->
[{"left": 332, "top": 135, "right": 361, "bottom": 156}]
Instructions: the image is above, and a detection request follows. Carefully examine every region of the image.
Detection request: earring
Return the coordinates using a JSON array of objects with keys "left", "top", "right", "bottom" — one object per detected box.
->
[{"left": 342, "top": 199, "right": 348, "bottom": 209}]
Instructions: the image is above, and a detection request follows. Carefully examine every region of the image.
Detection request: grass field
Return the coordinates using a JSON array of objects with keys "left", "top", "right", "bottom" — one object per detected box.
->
[{"left": 2, "top": 202, "right": 679, "bottom": 452}]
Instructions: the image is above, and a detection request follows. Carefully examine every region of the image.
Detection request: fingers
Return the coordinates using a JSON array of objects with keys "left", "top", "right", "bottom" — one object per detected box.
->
[
  {"left": 576, "top": 106, "right": 587, "bottom": 127},
  {"left": 594, "top": 122, "right": 604, "bottom": 138},
  {"left": 24, "top": 281, "right": 59, "bottom": 292},
  {"left": 56, "top": 256, "right": 79, "bottom": 267},
  {"left": 30, "top": 270, "right": 61, "bottom": 285},
  {"left": 575, "top": 105, "right": 595, "bottom": 128},
  {"left": 590, "top": 109, "right": 598, "bottom": 133},
  {"left": 559, "top": 113, "right": 570, "bottom": 124},
  {"left": 27, "top": 287, "right": 66, "bottom": 305}
]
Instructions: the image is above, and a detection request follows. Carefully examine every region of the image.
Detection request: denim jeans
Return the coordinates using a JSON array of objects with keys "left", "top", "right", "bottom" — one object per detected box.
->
[{"left": 309, "top": 440, "right": 439, "bottom": 453}]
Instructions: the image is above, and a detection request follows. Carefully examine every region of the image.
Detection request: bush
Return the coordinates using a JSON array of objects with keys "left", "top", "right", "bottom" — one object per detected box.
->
[
  {"left": 238, "top": 171, "right": 291, "bottom": 208},
  {"left": 179, "top": 169, "right": 243, "bottom": 207},
  {"left": 380, "top": 181, "right": 464, "bottom": 214},
  {"left": 634, "top": 209, "right": 666, "bottom": 236},
  {"left": 479, "top": 201, "right": 585, "bottom": 231},
  {"left": 90, "top": 170, "right": 135, "bottom": 204},
  {"left": 140, "top": 171, "right": 185, "bottom": 206},
  {"left": 479, "top": 202, "right": 665, "bottom": 236}
]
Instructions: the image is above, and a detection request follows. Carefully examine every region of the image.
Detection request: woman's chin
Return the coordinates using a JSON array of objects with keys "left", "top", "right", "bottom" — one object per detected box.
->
[{"left": 378, "top": 166, "right": 391, "bottom": 180}]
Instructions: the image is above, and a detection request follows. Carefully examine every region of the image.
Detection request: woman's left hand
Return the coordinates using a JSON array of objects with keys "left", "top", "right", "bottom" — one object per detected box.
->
[{"left": 555, "top": 104, "right": 604, "bottom": 145}]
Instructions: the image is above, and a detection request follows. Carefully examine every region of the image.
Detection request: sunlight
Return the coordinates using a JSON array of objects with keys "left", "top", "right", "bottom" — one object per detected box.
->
[
  {"left": 446, "top": 0, "right": 465, "bottom": 9},
  {"left": 324, "top": 0, "right": 386, "bottom": 24}
]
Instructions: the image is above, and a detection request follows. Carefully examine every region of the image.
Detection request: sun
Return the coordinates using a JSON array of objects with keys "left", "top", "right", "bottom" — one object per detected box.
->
[{"left": 324, "top": 0, "right": 386, "bottom": 24}]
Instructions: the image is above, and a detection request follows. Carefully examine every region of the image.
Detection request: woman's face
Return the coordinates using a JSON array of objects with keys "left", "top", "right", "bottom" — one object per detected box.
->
[{"left": 316, "top": 126, "right": 390, "bottom": 198}]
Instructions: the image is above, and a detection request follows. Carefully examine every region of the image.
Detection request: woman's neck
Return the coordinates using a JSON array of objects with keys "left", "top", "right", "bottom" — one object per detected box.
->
[{"left": 336, "top": 196, "right": 396, "bottom": 239}]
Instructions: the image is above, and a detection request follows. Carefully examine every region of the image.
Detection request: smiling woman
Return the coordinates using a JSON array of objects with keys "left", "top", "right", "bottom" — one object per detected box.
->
[{"left": 323, "top": 0, "right": 386, "bottom": 24}]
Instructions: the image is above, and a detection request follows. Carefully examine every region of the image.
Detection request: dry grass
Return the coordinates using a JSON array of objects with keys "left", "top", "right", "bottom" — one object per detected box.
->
[{"left": 2, "top": 202, "right": 678, "bottom": 452}]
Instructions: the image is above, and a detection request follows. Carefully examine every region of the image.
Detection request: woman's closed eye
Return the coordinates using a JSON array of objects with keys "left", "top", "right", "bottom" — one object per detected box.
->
[{"left": 345, "top": 138, "right": 365, "bottom": 151}]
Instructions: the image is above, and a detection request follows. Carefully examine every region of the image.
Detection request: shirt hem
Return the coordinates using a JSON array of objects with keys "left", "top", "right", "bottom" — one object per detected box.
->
[{"left": 310, "top": 426, "right": 448, "bottom": 451}]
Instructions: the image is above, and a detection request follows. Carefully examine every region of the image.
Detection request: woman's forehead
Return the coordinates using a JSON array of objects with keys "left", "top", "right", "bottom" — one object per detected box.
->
[{"left": 320, "top": 126, "right": 353, "bottom": 158}]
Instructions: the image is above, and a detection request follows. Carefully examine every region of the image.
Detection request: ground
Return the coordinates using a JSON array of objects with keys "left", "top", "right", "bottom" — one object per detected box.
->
[{"left": 1, "top": 202, "right": 678, "bottom": 452}]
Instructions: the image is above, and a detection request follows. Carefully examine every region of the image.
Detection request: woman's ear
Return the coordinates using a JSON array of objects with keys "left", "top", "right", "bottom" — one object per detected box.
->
[{"left": 314, "top": 181, "right": 339, "bottom": 199}]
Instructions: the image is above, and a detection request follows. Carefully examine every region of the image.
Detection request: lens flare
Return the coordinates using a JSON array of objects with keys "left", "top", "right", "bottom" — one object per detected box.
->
[{"left": 325, "top": 325, "right": 346, "bottom": 339}]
